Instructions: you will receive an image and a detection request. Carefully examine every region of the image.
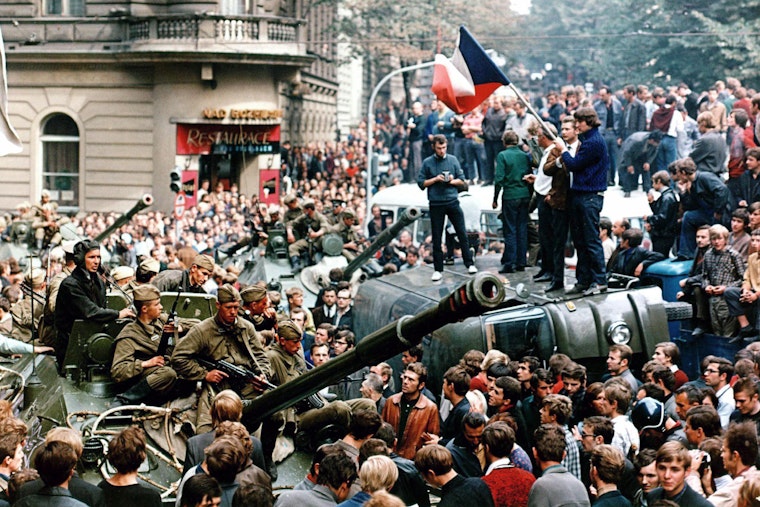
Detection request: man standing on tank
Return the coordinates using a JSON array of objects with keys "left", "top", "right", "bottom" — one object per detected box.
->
[
  {"left": 554, "top": 107, "right": 610, "bottom": 295},
  {"left": 418, "top": 134, "right": 478, "bottom": 282}
]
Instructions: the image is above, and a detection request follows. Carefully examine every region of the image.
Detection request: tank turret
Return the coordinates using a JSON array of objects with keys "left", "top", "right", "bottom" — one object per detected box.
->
[
  {"left": 245, "top": 272, "right": 505, "bottom": 423},
  {"left": 342, "top": 207, "right": 420, "bottom": 281}
]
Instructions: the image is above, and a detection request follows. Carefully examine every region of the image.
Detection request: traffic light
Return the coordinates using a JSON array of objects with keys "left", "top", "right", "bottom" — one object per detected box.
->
[{"left": 170, "top": 167, "right": 182, "bottom": 193}]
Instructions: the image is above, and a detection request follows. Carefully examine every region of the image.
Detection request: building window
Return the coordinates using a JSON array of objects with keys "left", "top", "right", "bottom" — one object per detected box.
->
[
  {"left": 41, "top": 114, "right": 80, "bottom": 211},
  {"left": 45, "top": 0, "right": 85, "bottom": 16},
  {"left": 220, "top": 0, "right": 248, "bottom": 15}
]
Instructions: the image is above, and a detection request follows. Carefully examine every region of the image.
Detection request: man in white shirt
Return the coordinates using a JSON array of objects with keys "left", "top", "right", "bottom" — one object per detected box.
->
[{"left": 702, "top": 356, "right": 735, "bottom": 429}]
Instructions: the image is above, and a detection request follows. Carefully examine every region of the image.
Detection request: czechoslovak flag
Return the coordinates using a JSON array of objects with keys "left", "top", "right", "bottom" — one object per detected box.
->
[{"left": 432, "top": 26, "right": 510, "bottom": 114}]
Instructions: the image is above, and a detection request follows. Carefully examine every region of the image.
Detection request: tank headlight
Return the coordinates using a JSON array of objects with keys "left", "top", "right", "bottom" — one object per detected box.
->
[{"left": 607, "top": 321, "right": 631, "bottom": 345}]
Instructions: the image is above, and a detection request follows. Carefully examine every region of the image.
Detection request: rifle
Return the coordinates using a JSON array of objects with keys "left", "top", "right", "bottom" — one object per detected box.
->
[
  {"left": 156, "top": 289, "right": 181, "bottom": 357},
  {"left": 197, "top": 358, "right": 325, "bottom": 413}
]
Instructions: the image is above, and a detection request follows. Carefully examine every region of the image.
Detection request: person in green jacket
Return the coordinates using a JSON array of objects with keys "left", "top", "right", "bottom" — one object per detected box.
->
[{"left": 493, "top": 130, "right": 532, "bottom": 273}]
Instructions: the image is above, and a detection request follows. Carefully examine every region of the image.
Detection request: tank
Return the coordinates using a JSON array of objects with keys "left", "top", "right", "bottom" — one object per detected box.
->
[{"left": 245, "top": 272, "right": 505, "bottom": 423}]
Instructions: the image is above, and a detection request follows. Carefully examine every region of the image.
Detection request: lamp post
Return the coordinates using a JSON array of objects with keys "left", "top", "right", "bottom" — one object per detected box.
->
[{"left": 365, "top": 61, "right": 435, "bottom": 212}]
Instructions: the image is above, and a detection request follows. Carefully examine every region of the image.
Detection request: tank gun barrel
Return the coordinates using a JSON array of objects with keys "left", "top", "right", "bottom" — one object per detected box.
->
[
  {"left": 343, "top": 207, "right": 421, "bottom": 281},
  {"left": 245, "top": 272, "right": 505, "bottom": 423},
  {"left": 94, "top": 194, "right": 153, "bottom": 243}
]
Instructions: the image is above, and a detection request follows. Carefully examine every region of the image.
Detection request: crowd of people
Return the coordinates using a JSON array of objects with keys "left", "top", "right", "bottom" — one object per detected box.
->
[{"left": 0, "top": 75, "right": 758, "bottom": 507}]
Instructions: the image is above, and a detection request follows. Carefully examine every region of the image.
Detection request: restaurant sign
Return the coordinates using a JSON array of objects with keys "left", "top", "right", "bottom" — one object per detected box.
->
[{"left": 176, "top": 124, "right": 280, "bottom": 155}]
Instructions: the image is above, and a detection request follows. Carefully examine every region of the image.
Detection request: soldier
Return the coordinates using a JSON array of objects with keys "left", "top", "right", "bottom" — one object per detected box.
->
[
  {"left": 329, "top": 208, "right": 363, "bottom": 262},
  {"left": 125, "top": 257, "right": 160, "bottom": 297},
  {"left": 261, "top": 319, "right": 374, "bottom": 479},
  {"left": 240, "top": 284, "right": 277, "bottom": 332},
  {"left": 285, "top": 200, "right": 329, "bottom": 271},
  {"left": 151, "top": 253, "right": 214, "bottom": 294},
  {"left": 111, "top": 284, "right": 198, "bottom": 405},
  {"left": 171, "top": 284, "right": 271, "bottom": 433},
  {"left": 31, "top": 190, "right": 68, "bottom": 250},
  {"left": 54, "top": 240, "right": 135, "bottom": 369},
  {"left": 110, "top": 266, "right": 134, "bottom": 289},
  {"left": 10, "top": 268, "right": 46, "bottom": 344},
  {"left": 282, "top": 193, "right": 302, "bottom": 224},
  {"left": 327, "top": 198, "right": 347, "bottom": 226},
  {"left": 41, "top": 240, "right": 76, "bottom": 346}
]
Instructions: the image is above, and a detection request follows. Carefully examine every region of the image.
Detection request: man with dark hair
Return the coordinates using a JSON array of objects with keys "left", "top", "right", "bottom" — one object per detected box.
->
[
  {"left": 684, "top": 405, "right": 722, "bottom": 448},
  {"left": 674, "top": 384, "right": 703, "bottom": 421},
  {"left": 541, "top": 394, "right": 581, "bottom": 480},
  {"left": 521, "top": 369, "right": 554, "bottom": 448},
  {"left": 580, "top": 416, "right": 638, "bottom": 502},
  {"left": 335, "top": 410, "right": 382, "bottom": 466},
  {"left": 594, "top": 86, "right": 623, "bottom": 187},
  {"left": 730, "top": 377, "right": 760, "bottom": 434},
  {"left": 632, "top": 449, "right": 659, "bottom": 506},
  {"left": 292, "top": 444, "right": 342, "bottom": 492},
  {"left": 649, "top": 364, "right": 677, "bottom": 420},
  {"left": 275, "top": 452, "right": 357, "bottom": 506},
  {"left": 706, "top": 422, "right": 759, "bottom": 506},
  {"left": 702, "top": 356, "right": 735, "bottom": 428},
  {"left": 414, "top": 445, "right": 494, "bottom": 507},
  {"left": 55, "top": 239, "right": 135, "bottom": 368},
  {"left": 374, "top": 423, "right": 430, "bottom": 507},
  {"left": 445, "top": 412, "right": 487, "bottom": 478},
  {"left": 152, "top": 253, "right": 215, "bottom": 293},
  {"left": 180, "top": 475, "right": 222, "bottom": 507},
  {"left": 14, "top": 441, "right": 85, "bottom": 507},
  {"left": 617, "top": 130, "right": 662, "bottom": 197},
  {"left": 493, "top": 130, "right": 531, "bottom": 274},
  {"left": 674, "top": 157, "right": 729, "bottom": 260},
  {"left": 606, "top": 344, "right": 641, "bottom": 394},
  {"left": 481, "top": 422, "right": 535, "bottom": 507},
  {"left": 554, "top": 107, "right": 610, "bottom": 296},
  {"left": 607, "top": 228, "right": 664, "bottom": 278},
  {"left": 620, "top": 85, "right": 647, "bottom": 143},
  {"left": 432, "top": 365, "right": 472, "bottom": 447},
  {"left": 645, "top": 170, "right": 679, "bottom": 256},
  {"left": 382, "top": 362, "right": 440, "bottom": 459},
  {"left": 590, "top": 445, "right": 631, "bottom": 507},
  {"left": 417, "top": 134, "right": 477, "bottom": 281},
  {"left": 528, "top": 424, "right": 590, "bottom": 507},
  {"left": 517, "top": 356, "right": 541, "bottom": 398},
  {"left": 561, "top": 364, "right": 587, "bottom": 426},
  {"left": 312, "top": 287, "right": 337, "bottom": 328}
]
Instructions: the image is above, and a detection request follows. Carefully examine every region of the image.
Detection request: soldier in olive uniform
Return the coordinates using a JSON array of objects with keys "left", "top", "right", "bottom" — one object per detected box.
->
[
  {"left": 326, "top": 198, "right": 347, "bottom": 226},
  {"left": 171, "top": 284, "right": 271, "bottom": 433},
  {"left": 111, "top": 284, "right": 198, "bottom": 405},
  {"left": 240, "top": 284, "right": 277, "bottom": 332},
  {"left": 329, "top": 208, "right": 363, "bottom": 262},
  {"left": 282, "top": 193, "right": 303, "bottom": 225},
  {"left": 11, "top": 268, "right": 46, "bottom": 343},
  {"left": 285, "top": 200, "right": 330, "bottom": 271},
  {"left": 31, "top": 190, "right": 68, "bottom": 249},
  {"left": 41, "top": 240, "right": 76, "bottom": 346},
  {"left": 262, "top": 320, "right": 375, "bottom": 473},
  {"left": 151, "top": 253, "right": 214, "bottom": 294},
  {"left": 125, "top": 257, "right": 160, "bottom": 297}
]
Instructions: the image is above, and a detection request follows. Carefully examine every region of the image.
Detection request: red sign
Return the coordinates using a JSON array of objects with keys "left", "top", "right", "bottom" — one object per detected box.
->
[
  {"left": 181, "top": 171, "right": 198, "bottom": 207},
  {"left": 174, "top": 192, "right": 186, "bottom": 220},
  {"left": 176, "top": 124, "right": 281, "bottom": 155},
  {"left": 259, "top": 169, "right": 280, "bottom": 205}
]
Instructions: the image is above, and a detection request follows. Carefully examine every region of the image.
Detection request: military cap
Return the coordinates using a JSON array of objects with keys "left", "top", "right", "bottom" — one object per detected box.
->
[
  {"left": 240, "top": 284, "right": 267, "bottom": 304},
  {"left": 342, "top": 208, "right": 356, "bottom": 220},
  {"left": 302, "top": 199, "right": 316, "bottom": 209},
  {"left": 41, "top": 189, "right": 50, "bottom": 198},
  {"left": 284, "top": 194, "right": 298, "bottom": 205},
  {"left": 217, "top": 284, "right": 241, "bottom": 303},
  {"left": 332, "top": 199, "right": 347, "bottom": 207},
  {"left": 111, "top": 266, "right": 135, "bottom": 281},
  {"left": 139, "top": 257, "right": 160, "bottom": 274},
  {"left": 25, "top": 268, "right": 45, "bottom": 288},
  {"left": 268, "top": 204, "right": 281, "bottom": 215},
  {"left": 278, "top": 319, "right": 302, "bottom": 341},
  {"left": 133, "top": 284, "right": 160, "bottom": 303},
  {"left": 192, "top": 254, "right": 215, "bottom": 272}
]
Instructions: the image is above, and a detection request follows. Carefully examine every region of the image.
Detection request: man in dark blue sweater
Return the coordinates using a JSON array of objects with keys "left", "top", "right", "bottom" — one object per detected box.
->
[{"left": 554, "top": 107, "right": 610, "bottom": 295}]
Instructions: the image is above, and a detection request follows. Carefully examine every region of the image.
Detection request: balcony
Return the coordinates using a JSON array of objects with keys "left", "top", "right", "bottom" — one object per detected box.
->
[{"left": 1, "top": 14, "right": 308, "bottom": 63}]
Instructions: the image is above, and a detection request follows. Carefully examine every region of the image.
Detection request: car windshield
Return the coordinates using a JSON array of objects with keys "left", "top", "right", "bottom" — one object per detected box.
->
[{"left": 483, "top": 306, "right": 552, "bottom": 359}]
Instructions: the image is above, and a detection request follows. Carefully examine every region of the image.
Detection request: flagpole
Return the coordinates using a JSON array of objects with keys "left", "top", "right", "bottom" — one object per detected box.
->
[
  {"left": 365, "top": 60, "right": 436, "bottom": 213},
  {"left": 507, "top": 83, "right": 558, "bottom": 141}
]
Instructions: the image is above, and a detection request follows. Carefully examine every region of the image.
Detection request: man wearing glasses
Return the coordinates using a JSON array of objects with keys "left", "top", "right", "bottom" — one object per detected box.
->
[
  {"left": 578, "top": 416, "right": 639, "bottom": 501},
  {"left": 333, "top": 289, "right": 354, "bottom": 333},
  {"left": 702, "top": 356, "right": 735, "bottom": 429}
]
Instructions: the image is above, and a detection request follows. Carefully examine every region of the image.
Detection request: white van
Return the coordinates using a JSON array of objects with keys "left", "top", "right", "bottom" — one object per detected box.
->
[{"left": 368, "top": 183, "right": 654, "bottom": 252}]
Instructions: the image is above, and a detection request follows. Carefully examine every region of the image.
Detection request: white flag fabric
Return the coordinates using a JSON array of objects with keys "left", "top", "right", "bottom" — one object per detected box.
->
[{"left": 0, "top": 27, "right": 22, "bottom": 156}]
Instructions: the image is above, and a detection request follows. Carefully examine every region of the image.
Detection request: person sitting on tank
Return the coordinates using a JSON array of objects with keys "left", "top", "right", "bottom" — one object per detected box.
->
[
  {"left": 260, "top": 319, "right": 375, "bottom": 479},
  {"left": 171, "top": 284, "right": 271, "bottom": 433},
  {"left": 13, "top": 440, "right": 86, "bottom": 507},
  {"left": 285, "top": 199, "right": 330, "bottom": 271},
  {"left": 150, "top": 253, "right": 214, "bottom": 294},
  {"left": 110, "top": 284, "right": 199, "bottom": 406},
  {"left": 10, "top": 267, "right": 46, "bottom": 344},
  {"left": 606, "top": 228, "right": 665, "bottom": 286},
  {"left": 127, "top": 257, "right": 160, "bottom": 296},
  {"left": 54, "top": 239, "right": 135, "bottom": 370},
  {"left": 31, "top": 190, "right": 69, "bottom": 251},
  {"left": 328, "top": 208, "right": 364, "bottom": 262},
  {"left": 239, "top": 283, "right": 278, "bottom": 332}
]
